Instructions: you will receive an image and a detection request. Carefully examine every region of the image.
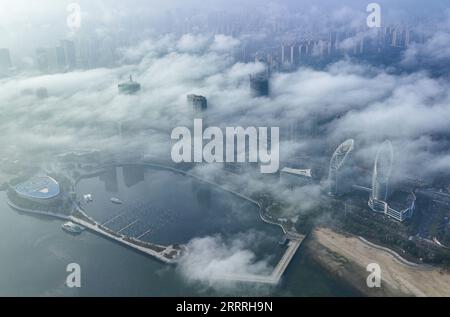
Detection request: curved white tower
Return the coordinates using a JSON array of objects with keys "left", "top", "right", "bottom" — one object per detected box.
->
[
  {"left": 372, "top": 140, "right": 394, "bottom": 201},
  {"left": 328, "top": 139, "right": 354, "bottom": 196},
  {"left": 369, "top": 140, "right": 394, "bottom": 213}
]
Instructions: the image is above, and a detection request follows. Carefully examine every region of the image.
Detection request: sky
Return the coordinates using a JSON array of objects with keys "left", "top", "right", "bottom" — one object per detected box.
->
[{"left": 1, "top": 0, "right": 450, "bottom": 287}]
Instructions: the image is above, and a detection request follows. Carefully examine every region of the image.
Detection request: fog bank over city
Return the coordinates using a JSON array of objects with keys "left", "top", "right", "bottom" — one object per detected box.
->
[
  {"left": 1, "top": 0, "right": 449, "bottom": 57},
  {"left": 1, "top": 0, "right": 450, "bottom": 293},
  {"left": 1, "top": 37, "right": 449, "bottom": 227}
]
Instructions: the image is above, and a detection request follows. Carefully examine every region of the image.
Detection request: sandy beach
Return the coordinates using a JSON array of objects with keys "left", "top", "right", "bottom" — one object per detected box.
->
[{"left": 306, "top": 227, "right": 450, "bottom": 297}]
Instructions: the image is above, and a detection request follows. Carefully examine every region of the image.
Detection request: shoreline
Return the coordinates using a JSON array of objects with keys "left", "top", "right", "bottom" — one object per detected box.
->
[
  {"left": 6, "top": 162, "right": 297, "bottom": 275},
  {"left": 306, "top": 227, "right": 450, "bottom": 297}
]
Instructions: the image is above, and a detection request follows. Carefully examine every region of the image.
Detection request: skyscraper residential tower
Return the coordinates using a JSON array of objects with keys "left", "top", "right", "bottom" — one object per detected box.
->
[
  {"left": 250, "top": 73, "right": 269, "bottom": 97},
  {"left": 187, "top": 94, "right": 208, "bottom": 118}
]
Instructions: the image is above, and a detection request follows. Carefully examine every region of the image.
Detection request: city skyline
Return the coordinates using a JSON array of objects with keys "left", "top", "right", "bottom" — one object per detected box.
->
[{"left": 1, "top": 0, "right": 450, "bottom": 299}]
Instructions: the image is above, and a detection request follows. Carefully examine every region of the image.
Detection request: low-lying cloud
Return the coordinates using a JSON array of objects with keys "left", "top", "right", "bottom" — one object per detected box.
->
[
  {"left": 177, "top": 231, "right": 273, "bottom": 286},
  {"left": 1, "top": 30, "right": 450, "bottom": 214}
]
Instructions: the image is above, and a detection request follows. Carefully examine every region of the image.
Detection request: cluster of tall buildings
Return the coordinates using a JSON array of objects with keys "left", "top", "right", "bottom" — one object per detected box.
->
[
  {"left": 327, "top": 139, "right": 416, "bottom": 222},
  {"left": 2, "top": 32, "right": 122, "bottom": 77},
  {"left": 0, "top": 15, "right": 427, "bottom": 78},
  {"left": 280, "top": 138, "right": 418, "bottom": 223},
  {"left": 158, "top": 7, "right": 425, "bottom": 68},
  {"left": 35, "top": 40, "right": 77, "bottom": 73},
  {"left": 250, "top": 26, "right": 422, "bottom": 71},
  {"left": 1, "top": 40, "right": 79, "bottom": 75}
]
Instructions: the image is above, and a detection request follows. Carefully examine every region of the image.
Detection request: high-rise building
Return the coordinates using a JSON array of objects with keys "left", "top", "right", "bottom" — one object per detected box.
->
[
  {"left": 368, "top": 140, "right": 415, "bottom": 222},
  {"left": 118, "top": 75, "right": 141, "bottom": 94},
  {"left": 35, "top": 40, "right": 77, "bottom": 73},
  {"left": 371, "top": 140, "right": 393, "bottom": 203},
  {"left": 249, "top": 73, "right": 269, "bottom": 97},
  {"left": 60, "top": 40, "right": 77, "bottom": 70},
  {"left": 328, "top": 139, "right": 354, "bottom": 196},
  {"left": 35, "top": 48, "right": 59, "bottom": 73},
  {"left": 0, "top": 48, "right": 12, "bottom": 76},
  {"left": 281, "top": 45, "right": 286, "bottom": 64},
  {"left": 281, "top": 44, "right": 298, "bottom": 65},
  {"left": 187, "top": 94, "right": 208, "bottom": 118},
  {"left": 187, "top": 94, "right": 208, "bottom": 162}
]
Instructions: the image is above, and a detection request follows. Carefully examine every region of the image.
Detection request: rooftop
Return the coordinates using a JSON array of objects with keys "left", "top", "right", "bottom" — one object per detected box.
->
[
  {"left": 118, "top": 75, "right": 141, "bottom": 94},
  {"left": 281, "top": 167, "right": 312, "bottom": 178},
  {"left": 15, "top": 176, "right": 60, "bottom": 200}
]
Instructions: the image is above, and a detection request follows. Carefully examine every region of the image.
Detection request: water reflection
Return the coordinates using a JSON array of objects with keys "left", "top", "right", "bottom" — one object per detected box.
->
[{"left": 76, "top": 166, "right": 281, "bottom": 251}]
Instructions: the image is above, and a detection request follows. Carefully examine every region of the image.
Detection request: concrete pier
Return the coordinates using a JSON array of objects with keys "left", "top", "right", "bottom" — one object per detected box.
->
[{"left": 215, "top": 235, "right": 305, "bottom": 285}]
